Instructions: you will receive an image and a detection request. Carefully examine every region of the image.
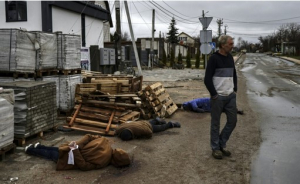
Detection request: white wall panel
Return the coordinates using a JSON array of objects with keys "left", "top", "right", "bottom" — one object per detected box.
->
[
  {"left": 85, "top": 16, "right": 104, "bottom": 48},
  {"left": 52, "top": 6, "right": 81, "bottom": 35}
]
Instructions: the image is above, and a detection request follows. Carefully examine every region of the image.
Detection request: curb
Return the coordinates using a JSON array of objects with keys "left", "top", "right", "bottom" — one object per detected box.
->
[
  {"left": 278, "top": 56, "right": 300, "bottom": 65},
  {"left": 234, "top": 53, "right": 244, "bottom": 63}
]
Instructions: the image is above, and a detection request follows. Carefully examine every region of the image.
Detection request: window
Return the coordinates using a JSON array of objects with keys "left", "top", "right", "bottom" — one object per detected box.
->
[
  {"left": 179, "top": 37, "right": 187, "bottom": 41},
  {"left": 5, "top": 1, "right": 27, "bottom": 22}
]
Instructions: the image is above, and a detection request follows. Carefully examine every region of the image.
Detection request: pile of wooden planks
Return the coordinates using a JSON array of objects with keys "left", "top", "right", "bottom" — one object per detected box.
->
[
  {"left": 76, "top": 75, "right": 143, "bottom": 102},
  {"left": 65, "top": 93, "right": 142, "bottom": 135},
  {"left": 86, "top": 75, "right": 143, "bottom": 93},
  {"left": 138, "top": 82, "right": 178, "bottom": 119},
  {"left": 81, "top": 70, "right": 102, "bottom": 81}
]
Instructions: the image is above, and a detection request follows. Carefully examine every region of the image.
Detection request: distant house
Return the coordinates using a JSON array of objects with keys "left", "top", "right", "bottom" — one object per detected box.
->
[
  {"left": 177, "top": 32, "right": 196, "bottom": 57},
  {"left": 0, "top": 1, "right": 112, "bottom": 48},
  {"left": 178, "top": 32, "right": 195, "bottom": 47}
]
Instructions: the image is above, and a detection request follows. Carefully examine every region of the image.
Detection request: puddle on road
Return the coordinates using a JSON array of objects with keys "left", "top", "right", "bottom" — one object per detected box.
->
[{"left": 248, "top": 88, "right": 300, "bottom": 184}]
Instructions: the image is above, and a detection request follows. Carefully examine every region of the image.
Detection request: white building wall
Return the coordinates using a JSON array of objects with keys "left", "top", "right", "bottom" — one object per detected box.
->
[
  {"left": 52, "top": 6, "right": 81, "bottom": 35},
  {"left": 175, "top": 45, "right": 187, "bottom": 57},
  {"left": 85, "top": 16, "right": 104, "bottom": 48},
  {"left": 164, "top": 42, "right": 187, "bottom": 58},
  {"left": 52, "top": 6, "right": 104, "bottom": 48},
  {"left": 0, "top": 1, "right": 42, "bottom": 31}
]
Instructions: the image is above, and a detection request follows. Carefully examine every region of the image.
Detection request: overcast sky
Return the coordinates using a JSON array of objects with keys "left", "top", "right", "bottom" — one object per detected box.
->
[{"left": 108, "top": 1, "right": 300, "bottom": 44}]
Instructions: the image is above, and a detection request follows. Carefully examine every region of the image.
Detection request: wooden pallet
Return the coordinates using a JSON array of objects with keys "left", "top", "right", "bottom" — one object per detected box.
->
[
  {"left": 67, "top": 102, "right": 140, "bottom": 135},
  {"left": 58, "top": 68, "right": 82, "bottom": 75},
  {"left": 66, "top": 107, "right": 116, "bottom": 136},
  {"left": 140, "top": 108, "right": 152, "bottom": 120},
  {"left": 63, "top": 124, "right": 115, "bottom": 136},
  {"left": 14, "top": 131, "right": 45, "bottom": 147},
  {"left": 139, "top": 82, "right": 178, "bottom": 118},
  {"left": 36, "top": 69, "right": 58, "bottom": 77},
  {"left": 81, "top": 70, "right": 102, "bottom": 76},
  {"left": 85, "top": 75, "right": 143, "bottom": 93},
  {"left": 119, "top": 111, "right": 140, "bottom": 123},
  {"left": 75, "top": 83, "right": 123, "bottom": 101},
  {"left": 0, "top": 71, "right": 36, "bottom": 79},
  {"left": 0, "top": 143, "right": 16, "bottom": 161}
]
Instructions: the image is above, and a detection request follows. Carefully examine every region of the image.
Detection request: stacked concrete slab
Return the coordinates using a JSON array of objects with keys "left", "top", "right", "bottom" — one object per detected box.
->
[
  {"left": 0, "top": 81, "right": 57, "bottom": 138},
  {"left": 37, "top": 76, "right": 60, "bottom": 107},
  {"left": 0, "top": 29, "right": 36, "bottom": 73},
  {"left": 0, "top": 29, "right": 81, "bottom": 72},
  {"left": 58, "top": 75, "right": 81, "bottom": 111},
  {"left": 57, "top": 32, "right": 81, "bottom": 70},
  {"left": 0, "top": 89, "right": 14, "bottom": 148},
  {"left": 33, "top": 31, "right": 58, "bottom": 70},
  {"left": 38, "top": 75, "right": 81, "bottom": 112}
]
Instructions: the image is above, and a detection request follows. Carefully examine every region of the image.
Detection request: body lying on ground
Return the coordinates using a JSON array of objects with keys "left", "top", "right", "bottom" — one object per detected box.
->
[
  {"left": 25, "top": 134, "right": 130, "bottom": 171},
  {"left": 116, "top": 118, "right": 181, "bottom": 141},
  {"left": 183, "top": 97, "right": 244, "bottom": 114}
]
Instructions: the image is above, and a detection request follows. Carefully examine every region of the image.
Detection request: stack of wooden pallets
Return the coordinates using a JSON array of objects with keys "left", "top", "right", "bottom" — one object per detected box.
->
[
  {"left": 67, "top": 74, "right": 144, "bottom": 135},
  {"left": 138, "top": 82, "right": 178, "bottom": 119},
  {"left": 65, "top": 93, "right": 141, "bottom": 135},
  {"left": 75, "top": 75, "right": 143, "bottom": 102}
]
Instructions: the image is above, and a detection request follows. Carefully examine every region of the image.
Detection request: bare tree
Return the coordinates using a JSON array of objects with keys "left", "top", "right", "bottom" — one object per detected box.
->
[
  {"left": 121, "top": 31, "right": 131, "bottom": 41},
  {"left": 260, "top": 23, "right": 300, "bottom": 55}
]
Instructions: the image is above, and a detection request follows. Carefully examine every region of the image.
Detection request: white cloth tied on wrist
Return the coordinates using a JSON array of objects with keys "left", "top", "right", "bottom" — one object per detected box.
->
[{"left": 68, "top": 145, "right": 78, "bottom": 165}]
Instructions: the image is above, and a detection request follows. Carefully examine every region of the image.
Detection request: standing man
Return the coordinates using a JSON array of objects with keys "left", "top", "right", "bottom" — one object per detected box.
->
[{"left": 204, "top": 35, "right": 237, "bottom": 159}]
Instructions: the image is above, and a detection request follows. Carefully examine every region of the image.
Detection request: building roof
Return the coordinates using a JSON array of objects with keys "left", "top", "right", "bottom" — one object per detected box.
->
[{"left": 178, "top": 32, "right": 194, "bottom": 40}]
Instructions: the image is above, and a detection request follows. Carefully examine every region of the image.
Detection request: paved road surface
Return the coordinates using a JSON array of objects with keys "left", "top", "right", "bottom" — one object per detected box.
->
[{"left": 238, "top": 53, "right": 300, "bottom": 184}]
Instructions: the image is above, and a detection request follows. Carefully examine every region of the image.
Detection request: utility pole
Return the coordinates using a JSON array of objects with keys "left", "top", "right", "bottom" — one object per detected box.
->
[
  {"left": 149, "top": 9, "right": 155, "bottom": 68},
  {"left": 159, "top": 31, "right": 163, "bottom": 61},
  {"left": 224, "top": 24, "right": 228, "bottom": 35},
  {"left": 216, "top": 18, "right": 223, "bottom": 38},
  {"left": 115, "top": 0, "right": 121, "bottom": 71},
  {"left": 124, "top": 0, "right": 142, "bottom": 76}
]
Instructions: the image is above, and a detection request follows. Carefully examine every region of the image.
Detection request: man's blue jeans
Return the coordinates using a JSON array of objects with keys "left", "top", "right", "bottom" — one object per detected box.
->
[
  {"left": 210, "top": 92, "right": 237, "bottom": 150},
  {"left": 149, "top": 120, "right": 171, "bottom": 133},
  {"left": 26, "top": 145, "right": 59, "bottom": 162}
]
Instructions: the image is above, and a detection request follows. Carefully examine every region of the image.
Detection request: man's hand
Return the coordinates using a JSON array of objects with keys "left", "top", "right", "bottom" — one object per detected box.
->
[
  {"left": 212, "top": 94, "right": 219, "bottom": 99},
  {"left": 69, "top": 141, "right": 78, "bottom": 149}
]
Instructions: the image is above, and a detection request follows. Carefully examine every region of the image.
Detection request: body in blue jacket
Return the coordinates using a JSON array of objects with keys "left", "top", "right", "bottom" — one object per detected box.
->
[
  {"left": 183, "top": 98, "right": 244, "bottom": 114},
  {"left": 182, "top": 97, "right": 211, "bottom": 113}
]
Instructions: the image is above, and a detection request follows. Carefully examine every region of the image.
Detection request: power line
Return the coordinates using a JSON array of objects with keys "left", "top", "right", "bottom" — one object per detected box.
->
[
  {"left": 161, "top": 0, "right": 199, "bottom": 19},
  {"left": 132, "top": 1, "right": 151, "bottom": 30},
  {"left": 228, "top": 30, "right": 271, "bottom": 36},
  {"left": 148, "top": 1, "right": 199, "bottom": 24},
  {"left": 207, "top": 14, "right": 300, "bottom": 24},
  {"left": 68, "top": 1, "right": 88, "bottom": 33}
]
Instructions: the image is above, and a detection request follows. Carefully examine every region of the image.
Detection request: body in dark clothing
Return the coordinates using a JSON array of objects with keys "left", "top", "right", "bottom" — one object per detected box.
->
[{"left": 116, "top": 118, "right": 181, "bottom": 141}]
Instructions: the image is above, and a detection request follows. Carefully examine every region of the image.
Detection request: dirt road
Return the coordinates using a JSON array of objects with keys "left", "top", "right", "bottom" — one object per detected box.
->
[{"left": 0, "top": 55, "right": 261, "bottom": 184}]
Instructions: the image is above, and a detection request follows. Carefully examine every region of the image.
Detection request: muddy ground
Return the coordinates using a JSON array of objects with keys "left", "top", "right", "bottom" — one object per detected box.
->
[{"left": 0, "top": 55, "right": 261, "bottom": 184}]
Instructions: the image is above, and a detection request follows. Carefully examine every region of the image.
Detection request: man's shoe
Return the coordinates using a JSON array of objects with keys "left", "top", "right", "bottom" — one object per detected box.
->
[
  {"left": 168, "top": 121, "right": 181, "bottom": 128},
  {"left": 25, "top": 144, "right": 33, "bottom": 152},
  {"left": 212, "top": 150, "right": 223, "bottom": 159},
  {"left": 173, "top": 122, "right": 181, "bottom": 128},
  {"left": 220, "top": 148, "right": 231, "bottom": 156},
  {"left": 34, "top": 142, "right": 40, "bottom": 148},
  {"left": 237, "top": 109, "right": 244, "bottom": 115}
]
